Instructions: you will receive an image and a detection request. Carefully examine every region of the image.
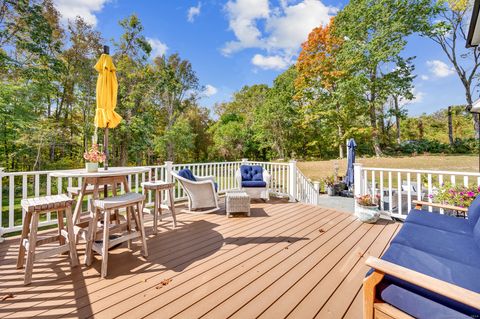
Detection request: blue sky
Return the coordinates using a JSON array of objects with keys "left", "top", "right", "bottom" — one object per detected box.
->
[{"left": 53, "top": 0, "right": 475, "bottom": 116}]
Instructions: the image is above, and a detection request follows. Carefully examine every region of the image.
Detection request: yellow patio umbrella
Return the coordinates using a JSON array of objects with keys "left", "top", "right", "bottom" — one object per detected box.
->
[{"left": 94, "top": 46, "right": 122, "bottom": 170}]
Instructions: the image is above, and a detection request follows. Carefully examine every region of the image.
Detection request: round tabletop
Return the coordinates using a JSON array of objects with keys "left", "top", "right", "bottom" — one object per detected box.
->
[{"left": 50, "top": 166, "right": 150, "bottom": 178}]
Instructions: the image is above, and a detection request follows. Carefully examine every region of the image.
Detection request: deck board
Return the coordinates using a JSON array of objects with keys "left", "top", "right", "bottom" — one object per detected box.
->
[{"left": 0, "top": 199, "right": 399, "bottom": 319}]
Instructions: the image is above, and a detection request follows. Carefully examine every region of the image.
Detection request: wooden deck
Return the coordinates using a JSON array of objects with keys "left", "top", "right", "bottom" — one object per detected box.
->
[{"left": 0, "top": 199, "right": 401, "bottom": 319}]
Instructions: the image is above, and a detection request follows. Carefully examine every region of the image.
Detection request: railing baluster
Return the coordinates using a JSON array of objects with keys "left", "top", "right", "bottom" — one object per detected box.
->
[
  {"left": 397, "top": 172, "right": 402, "bottom": 216},
  {"left": 407, "top": 173, "right": 412, "bottom": 212},
  {"left": 428, "top": 174, "right": 433, "bottom": 212},
  {"left": 47, "top": 174, "right": 52, "bottom": 222},
  {"left": 9, "top": 175, "right": 14, "bottom": 229},
  {"left": 387, "top": 171, "right": 392, "bottom": 214},
  {"left": 417, "top": 173, "right": 422, "bottom": 201},
  {"left": 22, "top": 174, "right": 27, "bottom": 221},
  {"left": 35, "top": 174, "right": 40, "bottom": 197},
  {"left": 379, "top": 171, "right": 384, "bottom": 211},
  {"left": 464, "top": 176, "right": 469, "bottom": 187},
  {"left": 439, "top": 174, "right": 444, "bottom": 214}
]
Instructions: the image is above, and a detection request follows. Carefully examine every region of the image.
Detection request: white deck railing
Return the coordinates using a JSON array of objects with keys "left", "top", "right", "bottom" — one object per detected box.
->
[
  {"left": 354, "top": 164, "right": 480, "bottom": 220},
  {"left": 0, "top": 159, "right": 318, "bottom": 234}
]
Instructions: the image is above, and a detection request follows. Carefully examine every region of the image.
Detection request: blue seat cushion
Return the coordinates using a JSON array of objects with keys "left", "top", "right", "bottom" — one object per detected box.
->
[
  {"left": 240, "top": 165, "right": 263, "bottom": 182},
  {"left": 404, "top": 209, "right": 472, "bottom": 236},
  {"left": 178, "top": 168, "right": 196, "bottom": 181},
  {"left": 468, "top": 194, "right": 480, "bottom": 226},
  {"left": 242, "top": 181, "right": 267, "bottom": 188},
  {"left": 392, "top": 222, "right": 480, "bottom": 267},
  {"left": 376, "top": 243, "right": 480, "bottom": 318}
]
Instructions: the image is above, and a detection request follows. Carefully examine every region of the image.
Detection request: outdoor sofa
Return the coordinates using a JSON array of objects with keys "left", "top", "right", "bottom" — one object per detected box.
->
[{"left": 364, "top": 197, "right": 480, "bottom": 318}]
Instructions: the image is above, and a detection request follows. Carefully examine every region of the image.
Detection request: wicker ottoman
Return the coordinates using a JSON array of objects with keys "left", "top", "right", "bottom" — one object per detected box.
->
[{"left": 226, "top": 190, "right": 251, "bottom": 217}]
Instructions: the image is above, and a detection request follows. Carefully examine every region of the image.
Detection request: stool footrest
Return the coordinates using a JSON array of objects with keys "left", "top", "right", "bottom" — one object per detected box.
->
[
  {"left": 92, "top": 231, "right": 141, "bottom": 253},
  {"left": 35, "top": 244, "right": 71, "bottom": 261}
]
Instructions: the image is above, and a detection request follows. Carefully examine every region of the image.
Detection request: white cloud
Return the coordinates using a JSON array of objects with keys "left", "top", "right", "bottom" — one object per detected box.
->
[
  {"left": 222, "top": 0, "right": 270, "bottom": 55},
  {"left": 426, "top": 60, "right": 455, "bottom": 78},
  {"left": 147, "top": 38, "right": 168, "bottom": 58},
  {"left": 251, "top": 54, "right": 291, "bottom": 70},
  {"left": 53, "top": 0, "right": 110, "bottom": 26},
  {"left": 188, "top": 2, "right": 202, "bottom": 23},
  {"left": 203, "top": 84, "right": 218, "bottom": 97},
  {"left": 399, "top": 88, "right": 425, "bottom": 107},
  {"left": 420, "top": 74, "right": 429, "bottom": 80},
  {"left": 222, "top": 0, "right": 337, "bottom": 70}
]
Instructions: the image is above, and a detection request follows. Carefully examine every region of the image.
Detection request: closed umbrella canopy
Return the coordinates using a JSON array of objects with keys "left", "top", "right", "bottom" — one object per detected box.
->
[
  {"left": 345, "top": 138, "right": 357, "bottom": 188},
  {"left": 94, "top": 54, "right": 122, "bottom": 129}
]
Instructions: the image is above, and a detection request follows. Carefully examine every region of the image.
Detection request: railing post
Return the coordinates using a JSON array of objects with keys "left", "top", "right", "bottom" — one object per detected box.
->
[
  {"left": 313, "top": 181, "right": 320, "bottom": 205},
  {"left": 289, "top": 160, "right": 297, "bottom": 202},
  {"left": 241, "top": 158, "right": 248, "bottom": 165},
  {"left": 354, "top": 163, "right": 363, "bottom": 197},
  {"left": 165, "top": 161, "right": 173, "bottom": 183}
]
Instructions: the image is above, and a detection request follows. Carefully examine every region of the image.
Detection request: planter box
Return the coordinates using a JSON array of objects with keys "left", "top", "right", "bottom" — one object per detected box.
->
[{"left": 355, "top": 204, "right": 380, "bottom": 223}]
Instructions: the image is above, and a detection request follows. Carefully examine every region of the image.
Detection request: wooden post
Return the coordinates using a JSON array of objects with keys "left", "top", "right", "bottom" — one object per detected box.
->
[
  {"left": 165, "top": 161, "right": 173, "bottom": 183},
  {"left": 289, "top": 160, "right": 297, "bottom": 202},
  {"left": 313, "top": 181, "right": 320, "bottom": 205}
]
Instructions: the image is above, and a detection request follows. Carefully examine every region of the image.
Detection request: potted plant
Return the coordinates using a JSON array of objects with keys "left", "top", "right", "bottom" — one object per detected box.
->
[
  {"left": 355, "top": 194, "right": 380, "bottom": 223},
  {"left": 431, "top": 183, "right": 480, "bottom": 215},
  {"left": 83, "top": 143, "right": 106, "bottom": 173},
  {"left": 323, "top": 175, "right": 336, "bottom": 196}
]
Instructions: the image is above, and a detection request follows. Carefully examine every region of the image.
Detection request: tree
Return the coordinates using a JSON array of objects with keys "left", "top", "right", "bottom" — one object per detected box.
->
[
  {"left": 334, "top": 0, "right": 431, "bottom": 156},
  {"left": 254, "top": 67, "right": 301, "bottom": 159},
  {"left": 151, "top": 53, "right": 200, "bottom": 161},
  {"left": 424, "top": 0, "right": 480, "bottom": 137},
  {"left": 296, "top": 18, "right": 351, "bottom": 158}
]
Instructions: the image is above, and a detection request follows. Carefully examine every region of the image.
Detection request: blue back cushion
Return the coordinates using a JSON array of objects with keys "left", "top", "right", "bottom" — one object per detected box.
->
[
  {"left": 240, "top": 165, "right": 263, "bottom": 182},
  {"left": 474, "top": 220, "right": 480, "bottom": 250},
  {"left": 178, "top": 168, "right": 196, "bottom": 181},
  {"left": 468, "top": 195, "right": 480, "bottom": 226}
]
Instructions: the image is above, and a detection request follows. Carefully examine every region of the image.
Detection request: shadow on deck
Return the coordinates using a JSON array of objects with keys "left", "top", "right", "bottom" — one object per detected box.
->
[{"left": 0, "top": 198, "right": 400, "bottom": 319}]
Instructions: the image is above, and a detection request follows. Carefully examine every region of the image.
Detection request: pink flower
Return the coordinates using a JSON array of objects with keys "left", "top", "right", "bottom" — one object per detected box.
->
[{"left": 467, "top": 191, "right": 475, "bottom": 197}]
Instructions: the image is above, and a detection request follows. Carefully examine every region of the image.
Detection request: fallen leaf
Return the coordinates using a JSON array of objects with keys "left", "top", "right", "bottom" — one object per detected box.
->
[
  {"left": 155, "top": 278, "right": 172, "bottom": 289},
  {"left": 319, "top": 229, "right": 325, "bottom": 233},
  {"left": 1, "top": 293, "right": 14, "bottom": 301}
]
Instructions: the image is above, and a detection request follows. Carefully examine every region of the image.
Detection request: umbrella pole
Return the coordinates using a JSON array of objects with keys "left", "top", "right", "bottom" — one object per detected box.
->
[{"left": 104, "top": 127, "right": 109, "bottom": 171}]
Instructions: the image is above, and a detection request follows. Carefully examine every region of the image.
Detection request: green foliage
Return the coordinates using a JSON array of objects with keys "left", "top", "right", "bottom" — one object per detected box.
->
[{"left": 0, "top": 0, "right": 477, "bottom": 172}]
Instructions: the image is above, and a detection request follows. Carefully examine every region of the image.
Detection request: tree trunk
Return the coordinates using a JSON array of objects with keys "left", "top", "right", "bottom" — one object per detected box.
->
[
  {"left": 369, "top": 70, "right": 382, "bottom": 157},
  {"left": 447, "top": 106, "right": 454, "bottom": 146},
  {"left": 418, "top": 119, "right": 424, "bottom": 140},
  {"left": 466, "top": 91, "right": 480, "bottom": 140},
  {"left": 394, "top": 96, "right": 401, "bottom": 144},
  {"left": 338, "top": 124, "right": 344, "bottom": 159}
]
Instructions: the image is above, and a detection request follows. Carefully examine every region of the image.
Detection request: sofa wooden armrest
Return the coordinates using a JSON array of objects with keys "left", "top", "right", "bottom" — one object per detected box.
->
[
  {"left": 364, "top": 256, "right": 480, "bottom": 318},
  {"left": 412, "top": 200, "right": 468, "bottom": 212}
]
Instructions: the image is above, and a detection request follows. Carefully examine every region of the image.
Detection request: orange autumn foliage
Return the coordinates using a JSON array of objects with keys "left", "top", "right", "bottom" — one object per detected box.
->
[{"left": 295, "top": 18, "right": 344, "bottom": 96}]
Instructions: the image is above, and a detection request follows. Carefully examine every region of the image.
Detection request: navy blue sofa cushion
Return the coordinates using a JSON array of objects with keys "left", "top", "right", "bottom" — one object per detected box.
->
[
  {"left": 241, "top": 181, "right": 267, "bottom": 188},
  {"left": 468, "top": 194, "right": 480, "bottom": 226},
  {"left": 240, "top": 165, "right": 264, "bottom": 182},
  {"left": 178, "top": 168, "right": 196, "bottom": 181},
  {"left": 404, "top": 209, "right": 472, "bottom": 235},
  {"left": 377, "top": 242, "right": 480, "bottom": 318},
  {"left": 392, "top": 222, "right": 480, "bottom": 268}
]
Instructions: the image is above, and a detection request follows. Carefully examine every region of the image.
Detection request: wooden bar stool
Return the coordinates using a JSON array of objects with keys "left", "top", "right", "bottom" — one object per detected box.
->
[
  {"left": 142, "top": 181, "right": 177, "bottom": 234},
  {"left": 17, "top": 194, "right": 79, "bottom": 285},
  {"left": 85, "top": 192, "right": 148, "bottom": 278}
]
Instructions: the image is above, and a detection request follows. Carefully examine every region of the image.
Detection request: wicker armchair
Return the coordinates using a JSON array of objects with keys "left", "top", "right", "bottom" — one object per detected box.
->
[
  {"left": 235, "top": 165, "right": 270, "bottom": 201},
  {"left": 171, "top": 169, "right": 220, "bottom": 213}
]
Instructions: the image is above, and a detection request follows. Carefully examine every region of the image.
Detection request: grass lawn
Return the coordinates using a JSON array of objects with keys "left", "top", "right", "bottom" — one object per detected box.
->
[{"left": 298, "top": 154, "right": 479, "bottom": 182}]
